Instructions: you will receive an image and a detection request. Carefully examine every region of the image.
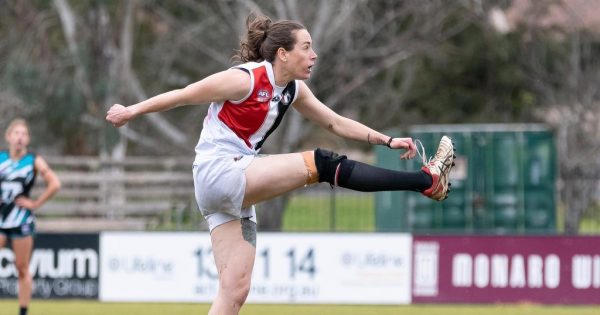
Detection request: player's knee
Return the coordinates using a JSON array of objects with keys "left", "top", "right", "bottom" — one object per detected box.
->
[
  {"left": 220, "top": 277, "right": 251, "bottom": 305},
  {"left": 15, "top": 261, "right": 30, "bottom": 277},
  {"left": 314, "top": 148, "right": 347, "bottom": 185}
]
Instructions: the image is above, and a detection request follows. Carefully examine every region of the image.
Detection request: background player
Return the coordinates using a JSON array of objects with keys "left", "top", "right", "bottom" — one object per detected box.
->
[{"left": 0, "top": 118, "right": 61, "bottom": 315}]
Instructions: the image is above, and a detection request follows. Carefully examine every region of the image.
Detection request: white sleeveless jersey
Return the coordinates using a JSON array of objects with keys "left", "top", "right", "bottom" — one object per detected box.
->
[{"left": 194, "top": 61, "right": 299, "bottom": 162}]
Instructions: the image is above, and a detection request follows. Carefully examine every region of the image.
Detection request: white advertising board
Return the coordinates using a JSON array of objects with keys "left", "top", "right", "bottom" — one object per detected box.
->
[{"left": 100, "top": 232, "right": 412, "bottom": 304}]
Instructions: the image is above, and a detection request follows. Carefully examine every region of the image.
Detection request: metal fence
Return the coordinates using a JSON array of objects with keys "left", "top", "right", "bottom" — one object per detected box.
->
[{"left": 35, "top": 156, "right": 199, "bottom": 232}]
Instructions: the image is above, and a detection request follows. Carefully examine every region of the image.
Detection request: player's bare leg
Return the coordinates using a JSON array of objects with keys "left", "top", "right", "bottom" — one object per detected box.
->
[
  {"left": 242, "top": 153, "right": 312, "bottom": 208},
  {"left": 208, "top": 220, "right": 256, "bottom": 315},
  {"left": 13, "top": 236, "right": 33, "bottom": 313}
]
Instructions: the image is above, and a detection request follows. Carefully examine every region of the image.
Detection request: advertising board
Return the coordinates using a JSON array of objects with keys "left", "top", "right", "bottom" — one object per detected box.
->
[
  {"left": 100, "top": 232, "right": 412, "bottom": 304},
  {"left": 0, "top": 233, "right": 99, "bottom": 299},
  {"left": 412, "top": 236, "right": 600, "bottom": 304}
]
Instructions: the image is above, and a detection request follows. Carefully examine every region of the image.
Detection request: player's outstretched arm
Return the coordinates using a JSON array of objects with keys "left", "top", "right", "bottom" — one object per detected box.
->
[
  {"left": 293, "top": 81, "right": 416, "bottom": 160},
  {"left": 106, "top": 69, "right": 251, "bottom": 127}
]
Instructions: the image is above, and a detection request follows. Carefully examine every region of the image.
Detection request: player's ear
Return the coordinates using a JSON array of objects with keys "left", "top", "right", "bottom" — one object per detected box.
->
[{"left": 277, "top": 47, "right": 288, "bottom": 63}]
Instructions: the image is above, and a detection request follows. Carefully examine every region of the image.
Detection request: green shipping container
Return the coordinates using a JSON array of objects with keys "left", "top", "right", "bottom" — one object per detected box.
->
[{"left": 375, "top": 124, "right": 557, "bottom": 234}]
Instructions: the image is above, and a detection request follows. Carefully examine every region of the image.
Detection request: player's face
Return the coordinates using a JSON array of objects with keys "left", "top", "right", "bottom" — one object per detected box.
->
[
  {"left": 6, "top": 124, "right": 30, "bottom": 152},
  {"left": 287, "top": 29, "right": 317, "bottom": 80}
]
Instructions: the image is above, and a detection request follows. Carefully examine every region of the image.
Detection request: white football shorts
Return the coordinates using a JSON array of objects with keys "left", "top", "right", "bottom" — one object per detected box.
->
[{"left": 192, "top": 155, "right": 257, "bottom": 231}]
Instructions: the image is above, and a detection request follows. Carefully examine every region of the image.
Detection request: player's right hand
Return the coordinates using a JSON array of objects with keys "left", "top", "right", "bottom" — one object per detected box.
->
[{"left": 106, "top": 104, "right": 132, "bottom": 128}]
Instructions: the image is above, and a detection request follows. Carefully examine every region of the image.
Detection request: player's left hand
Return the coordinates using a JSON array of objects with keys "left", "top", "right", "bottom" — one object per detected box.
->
[{"left": 389, "top": 137, "right": 417, "bottom": 160}]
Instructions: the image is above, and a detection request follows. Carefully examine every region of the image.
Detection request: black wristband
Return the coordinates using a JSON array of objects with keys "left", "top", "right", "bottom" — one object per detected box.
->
[{"left": 386, "top": 137, "right": 393, "bottom": 148}]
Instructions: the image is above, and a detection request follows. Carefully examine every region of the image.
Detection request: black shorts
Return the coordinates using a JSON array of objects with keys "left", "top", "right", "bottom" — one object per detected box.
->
[{"left": 0, "top": 222, "right": 35, "bottom": 239}]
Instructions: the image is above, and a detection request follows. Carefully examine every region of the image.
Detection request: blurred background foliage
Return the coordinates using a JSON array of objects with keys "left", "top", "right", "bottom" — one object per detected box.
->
[{"left": 0, "top": 0, "right": 551, "bottom": 156}]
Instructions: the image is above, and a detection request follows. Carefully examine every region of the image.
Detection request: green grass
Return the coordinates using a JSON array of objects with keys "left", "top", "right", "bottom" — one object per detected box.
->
[
  {"left": 2, "top": 300, "right": 599, "bottom": 315},
  {"left": 282, "top": 193, "right": 374, "bottom": 232}
]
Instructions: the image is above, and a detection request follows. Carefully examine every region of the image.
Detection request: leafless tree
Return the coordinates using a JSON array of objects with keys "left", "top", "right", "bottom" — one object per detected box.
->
[{"left": 513, "top": 0, "right": 600, "bottom": 233}]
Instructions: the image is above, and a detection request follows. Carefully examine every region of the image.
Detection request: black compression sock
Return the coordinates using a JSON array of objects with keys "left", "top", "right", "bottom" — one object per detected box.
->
[
  {"left": 336, "top": 159, "right": 432, "bottom": 192},
  {"left": 20, "top": 307, "right": 28, "bottom": 315}
]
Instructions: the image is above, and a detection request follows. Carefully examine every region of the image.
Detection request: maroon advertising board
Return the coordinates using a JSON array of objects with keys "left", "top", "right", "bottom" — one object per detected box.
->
[{"left": 412, "top": 236, "right": 600, "bottom": 304}]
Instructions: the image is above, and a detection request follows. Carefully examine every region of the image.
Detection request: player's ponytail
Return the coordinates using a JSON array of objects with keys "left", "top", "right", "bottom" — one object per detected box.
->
[
  {"left": 236, "top": 12, "right": 271, "bottom": 62},
  {"left": 235, "top": 12, "right": 305, "bottom": 63}
]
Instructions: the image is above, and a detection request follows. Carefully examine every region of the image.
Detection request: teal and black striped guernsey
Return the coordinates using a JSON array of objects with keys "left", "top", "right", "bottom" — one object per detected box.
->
[{"left": 0, "top": 151, "right": 37, "bottom": 229}]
